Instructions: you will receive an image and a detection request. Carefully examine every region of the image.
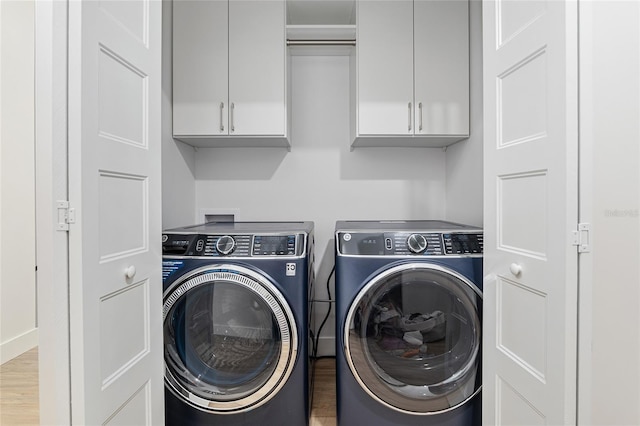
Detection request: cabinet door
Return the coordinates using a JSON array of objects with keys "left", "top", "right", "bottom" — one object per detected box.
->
[
  {"left": 357, "top": 0, "right": 414, "bottom": 136},
  {"left": 414, "top": 0, "right": 469, "bottom": 136},
  {"left": 229, "top": 0, "right": 285, "bottom": 136},
  {"left": 173, "top": 0, "right": 228, "bottom": 136}
]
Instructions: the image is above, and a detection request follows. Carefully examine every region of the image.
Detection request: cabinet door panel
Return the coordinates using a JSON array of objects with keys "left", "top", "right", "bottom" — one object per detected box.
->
[
  {"left": 357, "top": 0, "right": 414, "bottom": 136},
  {"left": 173, "top": 0, "right": 228, "bottom": 136},
  {"left": 229, "top": 0, "right": 285, "bottom": 136},
  {"left": 414, "top": 0, "right": 469, "bottom": 136}
]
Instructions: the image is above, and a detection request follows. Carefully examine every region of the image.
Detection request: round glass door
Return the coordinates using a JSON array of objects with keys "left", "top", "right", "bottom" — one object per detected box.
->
[
  {"left": 344, "top": 263, "right": 482, "bottom": 414},
  {"left": 163, "top": 265, "right": 297, "bottom": 413}
]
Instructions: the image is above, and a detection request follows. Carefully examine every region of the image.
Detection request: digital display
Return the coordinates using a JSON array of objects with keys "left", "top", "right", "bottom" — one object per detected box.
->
[
  {"left": 357, "top": 236, "right": 385, "bottom": 255},
  {"left": 444, "top": 233, "right": 483, "bottom": 254},
  {"left": 253, "top": 235, "right": 296, "bottom": 256},
  {"left": 162, "top": 237, "right": 193, "bottom": 255}
]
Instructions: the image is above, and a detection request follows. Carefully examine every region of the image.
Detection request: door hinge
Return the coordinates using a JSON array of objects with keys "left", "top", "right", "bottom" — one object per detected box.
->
[
  {"left": 571, "top": 223, "right": 591, "bottom": 253},
  {"left": 56, "top": 200, "right": 76, "bottom": 231}
]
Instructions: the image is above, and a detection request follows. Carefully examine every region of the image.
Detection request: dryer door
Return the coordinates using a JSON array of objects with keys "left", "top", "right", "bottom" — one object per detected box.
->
[
  {"left": 163, "top": 264, "right": 297, "bottom": 413},
  {"left": 344, "top": 262, "right": 482, "bottom": 414}
]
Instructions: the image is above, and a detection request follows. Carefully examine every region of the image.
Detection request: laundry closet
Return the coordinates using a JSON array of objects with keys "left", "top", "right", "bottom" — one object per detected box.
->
[
  {"left": 26, "top": 0, "right": 640, "bottom": 425},
  {"left": 162, "top": 0, "right": 484, "bottom": 358}
]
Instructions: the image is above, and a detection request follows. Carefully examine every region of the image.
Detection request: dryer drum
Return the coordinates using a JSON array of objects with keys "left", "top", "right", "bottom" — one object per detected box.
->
[
  {"left": 163, "top": 266, "right": 298, "bottom": 414},
  {"left": 344, "top": 263, "right": 482, "bottom": 415}
]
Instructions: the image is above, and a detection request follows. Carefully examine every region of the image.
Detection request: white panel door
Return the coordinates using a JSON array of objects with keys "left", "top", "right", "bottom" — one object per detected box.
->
[
  {"left": 173, "top": 0, "right": 229, "bottom": 136},
  {"left": 483, "top": 0, "right": 579, "bottom": 425},
  {"left": 67, "top": 0, "right": 163, "bottom": 424},
  {"left": 228, "top": 0, "right": 285, "bottom": 136},
  {"left": 414, "top": 0, "right": 469, "bottom": 136},
  {"left": 357, "top": 0, "right": 414, "bottom": 136}
]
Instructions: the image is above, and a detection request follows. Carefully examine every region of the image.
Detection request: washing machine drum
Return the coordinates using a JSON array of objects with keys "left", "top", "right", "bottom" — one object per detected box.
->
[
  {"left": 345, "top": 262, "right": 482, "bottom": 415},
  {"left": 163, "top": 265, "right": 298, "bottom": 413}
]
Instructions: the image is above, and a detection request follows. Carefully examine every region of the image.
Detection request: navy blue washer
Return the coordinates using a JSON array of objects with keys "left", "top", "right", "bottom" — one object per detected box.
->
[
  {"left": 162, "top": 222, "right": 314, "bottom": 426},
  {"left": 335, "top": 220, "right": 483, "bottom": 426}
]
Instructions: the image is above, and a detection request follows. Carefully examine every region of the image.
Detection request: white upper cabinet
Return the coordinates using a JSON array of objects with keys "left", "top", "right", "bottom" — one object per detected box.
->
[
  {"left": 414, "top": 0, "right": 469, "bottom": 137},
  {"left": 356, "top": 0, "right": 414, "bottom": 136},
  {"left": 173, "top": 0, "right": 289, "bottom": 148},
  {"left": 352, "top": 0, "right": 469, "bottom": 148},
  {"left": 173, "top": 0, "right": 228, "bottom": 138}
]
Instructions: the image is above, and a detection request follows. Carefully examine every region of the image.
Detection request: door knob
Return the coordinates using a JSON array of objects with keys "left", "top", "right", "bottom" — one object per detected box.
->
[
  {"left": 509, "top": 263, "right": 522, "bottom": 277},
  {"left": 125, "top": 265, "right": 137, "bottom": 280}
]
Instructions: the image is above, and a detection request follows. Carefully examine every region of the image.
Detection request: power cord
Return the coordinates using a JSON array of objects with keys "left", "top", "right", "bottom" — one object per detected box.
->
[{"left": 313, "top": 265, "right": 335, "bottom": 359}]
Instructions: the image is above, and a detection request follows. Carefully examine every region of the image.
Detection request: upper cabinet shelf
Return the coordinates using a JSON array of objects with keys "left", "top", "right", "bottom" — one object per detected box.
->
[
  {"left": 286, "top": 0, "right": 356, "bottom": 54},
  {"left": 286, "top": 0, "right": 356, "bottom": 25}
]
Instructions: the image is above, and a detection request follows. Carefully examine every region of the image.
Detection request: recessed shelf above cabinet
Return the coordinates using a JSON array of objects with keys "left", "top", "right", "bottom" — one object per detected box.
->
[
  {"left": 286, "top": 0, "right": 356, "bottom": 25},
  {"left": 286, "top": 0, "right": 356, "bottom": 54},
  {"left": 286, "top": 24, "right": 356, "bottom": 55},
  {"left": 286, "top": 24, "right": 356, "bottom": 42}
]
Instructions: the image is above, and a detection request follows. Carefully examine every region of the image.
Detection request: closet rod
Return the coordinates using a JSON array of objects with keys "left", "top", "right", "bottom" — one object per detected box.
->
[{"left": 286, "top": 39, "right": 356, "bottom": 46}]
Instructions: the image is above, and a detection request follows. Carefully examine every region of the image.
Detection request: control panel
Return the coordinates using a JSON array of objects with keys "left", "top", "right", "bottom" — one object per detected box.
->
[
  {"left": 442, "top": 233, "right": 483, "bottom": 254},
  {"left": 162, "top": 233, "right": 302, "bottom": 257},
  {"left": 337, "top": 231, "right": 482, "bottom": 256}
]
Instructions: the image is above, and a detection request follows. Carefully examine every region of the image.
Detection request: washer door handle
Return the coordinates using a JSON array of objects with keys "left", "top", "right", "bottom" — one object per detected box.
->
[{"left": 125, "top": 265, "right": 137, "bottom": 280}]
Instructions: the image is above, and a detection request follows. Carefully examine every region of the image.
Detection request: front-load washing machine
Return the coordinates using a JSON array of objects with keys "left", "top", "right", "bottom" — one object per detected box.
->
[
  {"left": 335, "top": 220, "right": 482, "bottom": 426},
  {"left": 162, "top": 222, "right": 314, "bottom": 425}
]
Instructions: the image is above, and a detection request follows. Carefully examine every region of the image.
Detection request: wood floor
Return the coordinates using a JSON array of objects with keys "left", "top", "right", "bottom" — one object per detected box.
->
[
  {"left": 0, "top": 348, "right": 336, "bottom": 425},
  {"left": 0, "top": 347, "right": 40, "bottom": 425}
]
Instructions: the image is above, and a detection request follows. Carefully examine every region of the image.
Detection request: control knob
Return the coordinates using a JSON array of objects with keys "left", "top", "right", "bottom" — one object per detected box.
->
[
  {"left": 215, "top": 235, "right": 236, "bottom": 255},
  {"left": 407, "top": 233, "right": 428, "bottom": 254}
]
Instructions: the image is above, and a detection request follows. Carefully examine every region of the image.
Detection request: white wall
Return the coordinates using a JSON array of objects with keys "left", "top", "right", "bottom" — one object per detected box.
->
[
  {"left": 194, "top": 54, "right": 447, "bottom": 356},
  {"left": 445, "top": 0, "right": 482, "bottom": 227},
  {"left": 162, "top": 0, "right": 196, "bottom": 230},
  {"left": 0, "top": 0, "right": 38, "bottom": 364},
  {"left": 579, "top": 2, "right": 640, "bottom": 424}
]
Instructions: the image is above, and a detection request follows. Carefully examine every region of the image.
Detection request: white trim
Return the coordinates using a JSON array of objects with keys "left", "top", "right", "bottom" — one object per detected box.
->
[
  {"left": 0, "top": 329, "right": 38, "bottom": 364},
  {"left": 35, "top": 0, "right": 72, "bottom": 424}
]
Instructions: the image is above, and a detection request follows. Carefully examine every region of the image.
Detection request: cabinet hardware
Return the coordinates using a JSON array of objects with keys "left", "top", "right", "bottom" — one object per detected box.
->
[
  {"left": 230, "top": 102, "right": 235, "bottom": 132},
  {"left": 418, "top": 102, "right": 423, "bottom": 131},
  {"left": 220, "top": 102, "right": 224, "bottom": 132},
  {"left": 408, "top": 102, "right": 412, "bottom": 132}
]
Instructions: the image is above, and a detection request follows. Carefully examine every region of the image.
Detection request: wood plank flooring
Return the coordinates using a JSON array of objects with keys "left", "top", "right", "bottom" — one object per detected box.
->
[
  {"left": 0, "top": 348, "right": 336, "bottom": 425},
  {"left": 0, "top": 347, "right": 40, "bottom": 425},
  {"left": 310, "top": 358, "right": 337, "bottom": 426}
]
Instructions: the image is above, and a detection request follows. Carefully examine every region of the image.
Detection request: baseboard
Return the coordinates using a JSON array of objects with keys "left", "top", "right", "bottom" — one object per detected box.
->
[
  {"left": 315, "top": 336, "right": 336, "bottom": 358},
  {"left": 1, "top": 328, "right": 38, "bottom": 364}
]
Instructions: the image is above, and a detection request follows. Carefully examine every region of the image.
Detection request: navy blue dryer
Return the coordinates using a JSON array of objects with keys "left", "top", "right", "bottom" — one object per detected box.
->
[
  {"left": 335, "top": 220, "right": 483, "bottom": 426},
  {"left": 162, "top": 222, "right": 314, "bottom": 426}
]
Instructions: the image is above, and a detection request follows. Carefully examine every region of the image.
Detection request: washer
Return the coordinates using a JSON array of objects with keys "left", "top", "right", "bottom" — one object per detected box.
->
[
  {"left": 335, "top": 220, "right": 482, "bottom": 426},
  {"left": 162, "top": 222, "right": 314, "bottom": 426}
]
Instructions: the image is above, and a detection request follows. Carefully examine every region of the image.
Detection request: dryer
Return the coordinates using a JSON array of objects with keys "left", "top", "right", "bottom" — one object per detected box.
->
[
  {"left": 335, "top": 220, "right": 482, "bottom": 426},
  {"left": 162, "top": 222, "right": 314, "bottom": 425}
]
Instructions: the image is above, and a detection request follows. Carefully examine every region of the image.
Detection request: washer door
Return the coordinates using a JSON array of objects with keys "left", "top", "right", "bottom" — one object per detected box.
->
[
  {"left": 163, "top": 265, "right": 297, "bottom": 413},
  {"left": 344, "top": 262, "right": 481, "bottom": 415}
]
